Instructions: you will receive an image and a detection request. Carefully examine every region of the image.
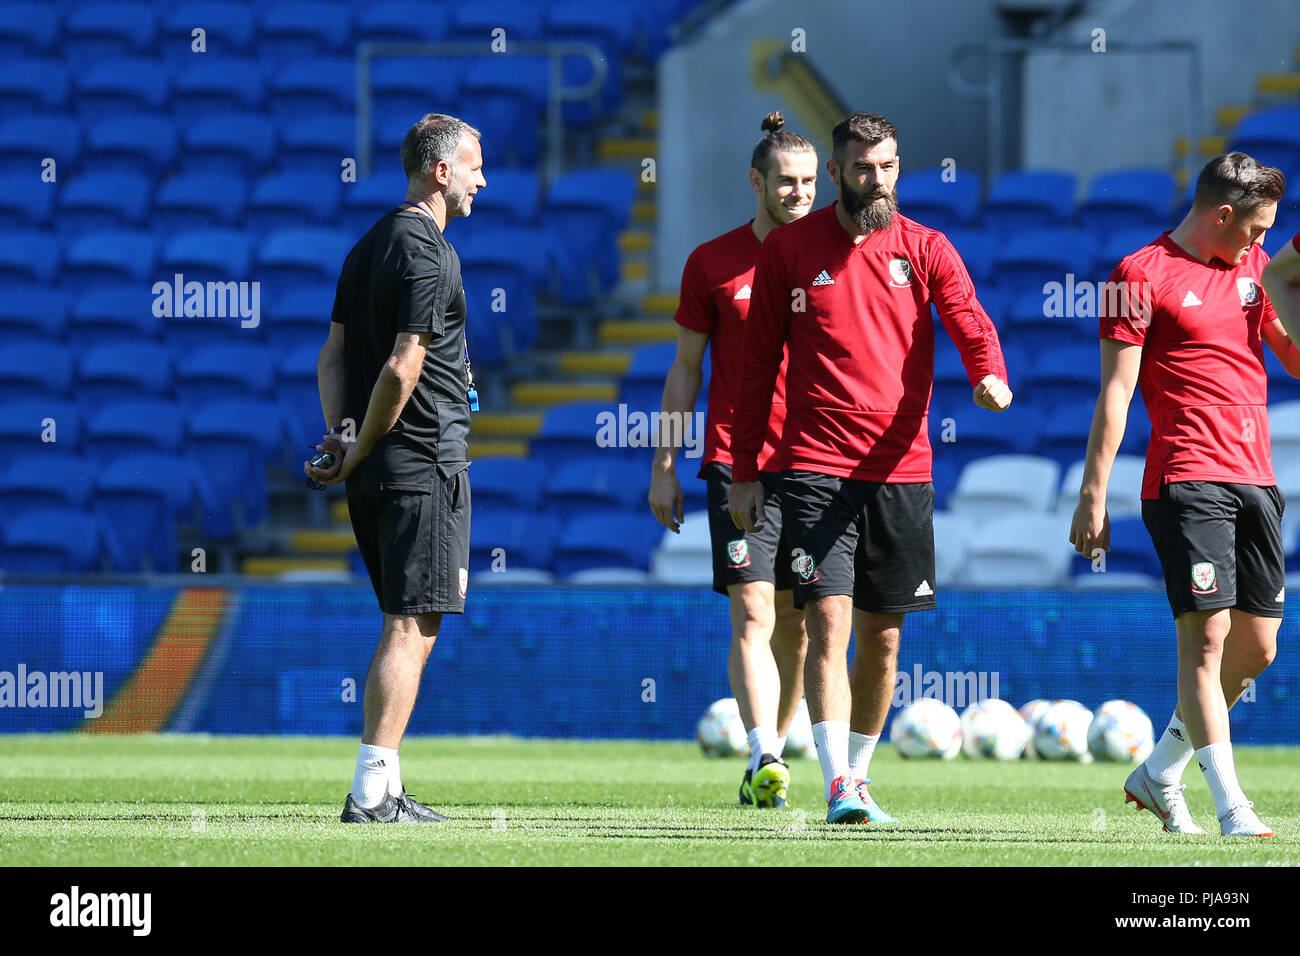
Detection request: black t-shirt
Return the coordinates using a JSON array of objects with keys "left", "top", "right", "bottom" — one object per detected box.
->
[{"left": 331, "top": 206, "right": 471, "bottom": 492}]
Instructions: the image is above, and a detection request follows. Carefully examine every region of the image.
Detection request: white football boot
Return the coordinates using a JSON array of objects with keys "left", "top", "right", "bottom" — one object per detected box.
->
[
  {"left": 1124, "top": 763, "right": 1207, "bottom": 835},
  {"left": 1218, "top": 801, "right": 1274, "bottom": 837}
]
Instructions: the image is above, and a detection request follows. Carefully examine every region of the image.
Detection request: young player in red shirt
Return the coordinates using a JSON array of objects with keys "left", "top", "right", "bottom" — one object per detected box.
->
[
  {"left": 729, "top": 112, "right": 1012, "bottom": 824},
  {"left": 1070, "top": 152, "right": 1290, "bottom": 837},
  {"left": 648, "top": 113, "right": 816, "bottom": 808}
]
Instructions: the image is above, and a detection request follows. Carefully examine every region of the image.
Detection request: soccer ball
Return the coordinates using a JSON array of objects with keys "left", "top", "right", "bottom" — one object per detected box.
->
[
  {"left": 890, "top": 697, "right": 962, "bottom": 759},
  {"left": 1018, "top": 699, "right": 1052, "bottom": 758},
  {"left": 783, "top": 698, "right": 817, "bottom": 759},
  {"left": 696, "top": 698, "right": 749, "bottom": 758},
  {"left": 1087, "top": 699, "right": 1155, "bottom": 763},
  {"left": 960, "top": 698, "right": 1031, "bottom": 760},
  {"left": 1033, "top": 699, "right": 1094, "bottom": 761}
]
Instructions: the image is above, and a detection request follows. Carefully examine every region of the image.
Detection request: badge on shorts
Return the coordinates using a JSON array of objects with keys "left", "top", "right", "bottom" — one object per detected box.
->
[
  {"left": 458, "top": 567, "right": 468, "bottom": 599},
  {"left": 1191, "top": 561, "right": 1217, "bottom": 594},
  {"left": 726, "top": 539, "right": 750, "bottom": 568},
  {"left": 791, "top": 548, "right": 818, "bottom": 583},
  {"left": 888, "top": 257, "right": 912, "bottom": 287},
  {"left": 1237, "top": 277, "right": 1260, "bottom": 306}
]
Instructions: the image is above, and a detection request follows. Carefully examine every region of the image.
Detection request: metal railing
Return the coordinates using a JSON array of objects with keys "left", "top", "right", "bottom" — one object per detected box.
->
[
  {"left": 355, "top": 41, "right": 609, "bottom": 185},
  {"left": 948, "top": 39, "right": 1202, "bottom": 181}
]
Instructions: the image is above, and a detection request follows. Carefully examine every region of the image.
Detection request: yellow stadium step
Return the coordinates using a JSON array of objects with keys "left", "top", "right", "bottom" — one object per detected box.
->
[
  {"left": 289, "top": 528, "right": 358, "bottom": 553},
  {"left": 621, "top": 259, "right": 649, "bottom": 282},
  {"left": 558, "top": 350, "right": 632, "bottom": 375},
  {"left": 510, "top": 381, "right": 618, "bottom": 406},
  {"left": 638, "top": 177, "right": 656, "bottom": 194},
  {"left": 331, "top": 498, "right": 351, "bottom": 525},
  {"left": 619, "top": 230, "right": 651, "bottom": 254},
  {"left": 1174, "top": 134, "right": 1227, "bottom": 159},
  {"left": 1216, "top": 104, "right": 1251, "bottom": 131},
  {"left": 598, "top": 319, "right": 676, "bottom": 346},
  {"left": 242, "top": 556, "right": 348, "bottom": 576},
  {"left": 642, "top": 292, "right": 679, "bottom": 316},
  {"left": 469, "top": 439, "right": 528, "bottom": 458},
  {"left": 597, "top": 136, "right": 657, "bottom": 161},
  {"left": 641, "top": 108, "right": 657, "bottom": 132},
  {"left": 632, "top": 199, "right": 656, "bottom": 224},
  {"left": 470, "top": 411, "right": 542, "bottom": 438},
  {"left": 1257, "top": 72, "right": 1300, "bottom": 96}
]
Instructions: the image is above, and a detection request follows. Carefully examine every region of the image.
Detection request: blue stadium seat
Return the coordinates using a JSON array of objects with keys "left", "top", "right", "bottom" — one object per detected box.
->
[
  {"left": 470, "top": 457, "right": 546, "bottom": 511},
  {"left": 0, "top": 173, "right": 54, "bottom": 228},
  {"left": 1070, "top": 517, "right": 1159, "bottom": 579},
  {"left": 620, "top": 342, "right": 676, "bottom": 410},
  {"left": 75, "top": 58, "right": 171, "bottom": 116},
  {"left": 0, "top": 454, "right": 96, "bottom": 520},
  {"left": 0, "top": 4, "right": 58, "bottom": 58},
  {"left": 1230, "top": 107, "right": 1300, "bottom": 180},
  {"left": 1037, "top": 399, "right": 1097, "bottom": 472},
  {"left": 931, "top": 340, "right": 1025, "bottom": 412},
  {"left": 0, "top": 399, "right": 81, "bottom": 459},
  {"left": 544, "top": 169, "right": 636, "bottom": 304},
  {"left": 369, "top": 58, "right": 464, "bottom": 134},
  {"left": 1004, "top": 287, "right": 1094, "bottom": 352},
  {"left": 57, "top": 172, "right": 152, "bottom": 233},
  {"left": 928, "top": 401, "right": 1041, "bottom": 479},
  {"left": 69, "top": 284, "right": 163, "bottom": 346},
  {"left": 469, "top": 509, "right": 558, "bottom": 573},
  {"left": 531, "top": 401, "right": 621, "bottom": 467},
  {"left": 0, "top": 286, "right": 68, "bottom": 342},
  {"left": 897, "top": 167, "right": 982, "bottom": 231},
  {"left": 940, "top": 227, "right": 998, "bottom": 288},
  {"left": 459, "top": 56, "right": 548, "bottom": 165},
  {"left": 0, "top": 342, "right": 72, "bottom": 403},
  {"left": 175, "top": 344, "right": 275, "bottom": 407},
  {"left": 0, "top": 114, "right": 80, "bottom": 174},
  {"left": 553, "top": 511, "right": 662, "bottom": 575},
  {"left": 340, "top": 171, "right": 407, "bottom": 235},
  {"left": 995, "top": 228, "right": 1097, "bottom": 298},
  {"left": 257, "top": 227, "right": 353, "bottom": 299},
  {"left": 153, "top": 172, "right": 247, "bottom": 232},
  {"left": 64, "top": 229, "right": 158, "bottom": 289},
  {"left": 1077, "top": 167, "right": 1176, "bottom": 238},
  {"left": 0, "top": 229, "right": 59, "bottom": 285},
  {"left": 355, "top": 2, "right": 449, "bottom": 44},
  {"left": 160, "top": 2, "right": 256, "bottom": 62},
  {"left": 188, "top": 398, "right": 292, "bottom": 531},
  {"left": 160, "top": 228, "right": 254, "bottom": 283},
  {"left": 459, "top": 231, "right": 545, "bottom": 361},
  {"left": 1, "top": 507, "right": 122, "bottom": 574},
  {"left": 258, "top": 2, "right": 352, "bottom": 60},
  {"left": 98, "top": 452, "right": 219, "bottom": 566},
  {"left": 181, "top": 111, "right": 277, "bottom": 177},
  {"left": 172, "top": 56, "right": 266, "bottom": 117},
  {"left": 462, "top": 168, "right": 541, "bottom": 230},
  {"left": 544, "top": 2, "right": 636, "bottom": 117},
  {"left": 982, "top": 169, "right": 1077, "bottom": 235},
  {"left": 449, "top": 2, "right": 543, "bottom": 43},
  {"left": 0, "top": 59, "right": 68, "bottom": 115},
  {"left": 276, "top": 343, "right": 324, "bottom": 441},
  {"left": 545, "top": 457, "right": 650, "bottom": 513},
  {"left": 1024, "top": 343, "right": 1100, "bottom": 406},
  {"left": 268, "top": 56, "right": 354, "bottom": 121},
  {"left": 77, "top": 342, "right": 174, "bottom": 407},
  {"left": 1094, "top": 227, "right": 1163, "bottom": 278},
  {"left": 246, "top": 171, "right": 343, "bottom": 231},
  {"left": 266, "top": 285, "right": 333, "bottom": 352},
  {"left": 84, "top": 400, "right": 183, "bottom": 461},
  {"left": 281, "top": 112, "right": 355, "bottom": 173},
  {"left": 84, "top": 113, "right": 178, "bottom": 176},
  {"left": 65, "top": 2, "right": 158, "bottom": 62}
]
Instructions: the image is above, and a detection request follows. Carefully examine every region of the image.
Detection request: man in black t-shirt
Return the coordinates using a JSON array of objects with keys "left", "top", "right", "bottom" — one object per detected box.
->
[{"left": 305, "top": 113, "right": 485, "bottom": 824}]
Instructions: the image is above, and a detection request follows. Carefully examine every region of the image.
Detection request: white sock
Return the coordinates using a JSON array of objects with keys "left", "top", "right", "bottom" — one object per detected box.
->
[
  {"left": 848, "top": 731, "right": 881, "bottom": 781},
  {"left": 1146, "top": 712, "right": 1194, "bottom": 784},
  {"left": 812, "top": 720, "right": 851, "bottom": 801},
  {"left": 1196, "top": 742, "right": 1248, "bottom": 816},
  {"left": 746, "top": 727, "right": 779, "bottom": 773},
  {"left": 774, "top": 736, "right": 787, "bottom": 758},
  {"left": 351, "top": 743, "right": 398, "bottom": 808}
]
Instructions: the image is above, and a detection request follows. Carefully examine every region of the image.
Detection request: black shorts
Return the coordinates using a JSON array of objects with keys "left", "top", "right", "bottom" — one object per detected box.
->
[
  {"left": 1141, "top": 480, "right": 1285, "bottom": 618},
  {"left": 705, "top": 464, "right": 793, "bottom": 595},
  {"left": 780, "top": 471, "right": 936, "bottom": 613},
  {"left": 347, "top": 465, "right": 471, "bottom": 615}
]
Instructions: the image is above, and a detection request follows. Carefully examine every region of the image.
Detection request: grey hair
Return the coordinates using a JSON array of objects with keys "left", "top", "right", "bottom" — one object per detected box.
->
[{"left": 401, "top": 113, "right": 481, "bottom": 182}]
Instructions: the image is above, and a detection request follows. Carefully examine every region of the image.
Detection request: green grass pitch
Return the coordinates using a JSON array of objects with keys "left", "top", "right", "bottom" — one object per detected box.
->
[{"left": 1, "top": 735, "right": 1296, "bottom": 866}]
